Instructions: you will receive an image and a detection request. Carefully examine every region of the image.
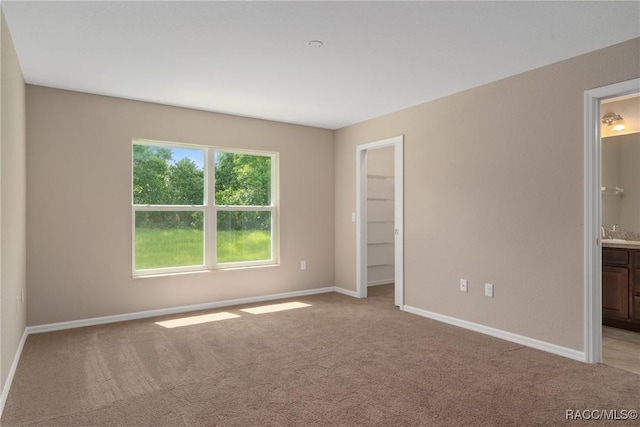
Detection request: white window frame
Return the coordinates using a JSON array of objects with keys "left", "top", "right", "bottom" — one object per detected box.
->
[{"left": 132, "top": 139, "right": 279, "bottom": 276}]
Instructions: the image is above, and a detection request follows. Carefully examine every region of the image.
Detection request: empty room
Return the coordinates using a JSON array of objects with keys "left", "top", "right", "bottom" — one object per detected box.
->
[{"left": 1, "top": 1, "right": 639, "bottom": 425}]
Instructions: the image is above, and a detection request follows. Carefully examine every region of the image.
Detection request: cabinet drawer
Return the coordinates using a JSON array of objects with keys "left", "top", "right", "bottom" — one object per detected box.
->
[{"left": 603, "top": 249, "right": 628, "bottom": 266}]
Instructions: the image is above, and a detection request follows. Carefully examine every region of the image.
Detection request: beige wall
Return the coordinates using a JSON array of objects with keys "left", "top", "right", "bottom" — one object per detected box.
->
[
  {"left": 334, "top": 38, "right": 640, "bottom": 351},
  {"left": 1, "top": 10, "right": 26, "bottom": 394},
  {"left": 26, "top": 86, "right": 334, "bottom": 325}
]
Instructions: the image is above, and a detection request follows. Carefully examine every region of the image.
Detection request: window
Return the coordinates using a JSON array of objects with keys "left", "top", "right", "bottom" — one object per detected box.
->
[{"left": 132, "top": 140, "right": 277, "bottom": 275}]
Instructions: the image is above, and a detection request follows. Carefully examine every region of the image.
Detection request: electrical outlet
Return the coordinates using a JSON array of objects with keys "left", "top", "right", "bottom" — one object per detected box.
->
[
  {"left": 485, "top": 283, "right": 494, "bottom": 298},
  {"left": 301, "top": 260, "right": 307, "bottom": 270},
  {"left": 459, "top": 279, "right": 468, "bottom": 293}
]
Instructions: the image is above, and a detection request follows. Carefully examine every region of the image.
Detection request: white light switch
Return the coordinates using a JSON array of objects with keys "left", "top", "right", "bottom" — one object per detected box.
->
[
  {"left": 459, "top": 279, "right": 468, "bottom": 293},
  {"left": 301, "top": 260, "right": 307, "bottom": 270},
  {"left": 351, "top": 212, "right": 356, "bottom": 222},
  {"left": 485, "top": 283, "right": 494, "bottom": 298}
]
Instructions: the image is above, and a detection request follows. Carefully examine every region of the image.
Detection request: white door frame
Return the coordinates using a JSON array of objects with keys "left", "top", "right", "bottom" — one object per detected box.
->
[
  {"left": 584, "top": 78, "right": 639, "bottom": 363},
  {"left": 356, "top": 135, "right": 404, "bottom": 308}
]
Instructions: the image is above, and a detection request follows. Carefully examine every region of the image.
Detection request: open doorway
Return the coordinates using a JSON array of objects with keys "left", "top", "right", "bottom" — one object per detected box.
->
[
  {"left": 599, "top": 92, "right": 640, "bottom": 374},
  {"left": 366, "top": 147, "right": 395, "bottom": 294},
  {"left": 356, "top": 136, "right": 404, "bottom": 308},
  {"left": 584, "top": 78, "right": 639, "bottom": 365}
]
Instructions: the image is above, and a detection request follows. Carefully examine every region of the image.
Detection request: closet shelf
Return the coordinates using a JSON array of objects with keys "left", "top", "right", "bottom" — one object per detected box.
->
[{"left": 367, "top": 161, "right": 394, "bottom": 283}]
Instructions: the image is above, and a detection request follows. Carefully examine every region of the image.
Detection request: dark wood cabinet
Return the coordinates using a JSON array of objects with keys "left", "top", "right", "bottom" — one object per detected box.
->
[
  {"left": 602, "top": 266, "right": 629, "bottom": 319},
  {"left": 602, "top": 247, "right": 640, "bottom": 332}
]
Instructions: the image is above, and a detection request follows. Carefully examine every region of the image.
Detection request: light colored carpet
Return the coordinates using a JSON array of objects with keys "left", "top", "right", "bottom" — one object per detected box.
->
[{"left": 2, "top": 285, "right": 639, "bottom": 426}]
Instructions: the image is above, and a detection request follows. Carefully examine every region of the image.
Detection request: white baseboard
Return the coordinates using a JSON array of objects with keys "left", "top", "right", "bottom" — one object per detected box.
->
[
  {"left": 27, "top": 286, "right": 343, "bottom": 335},
  {"left": 333, "top": 286, "right": 359, "bottom": 298},
  {"left": 0, "top": 328, "right": 28, "bottom": 418},
  {"left": 367, "top": 280, "right": 393, "bottom": 287},
  {"left": 402, "top": 305, "right": 586, "bottom": 362}
]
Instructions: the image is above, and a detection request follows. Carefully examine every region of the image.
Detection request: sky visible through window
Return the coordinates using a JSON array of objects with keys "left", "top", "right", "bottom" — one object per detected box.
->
[{"left": 171, "top": 147, "right": 204, "bottom": 170}]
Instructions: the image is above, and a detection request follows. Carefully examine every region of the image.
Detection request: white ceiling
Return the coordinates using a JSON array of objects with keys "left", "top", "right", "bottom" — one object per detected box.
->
[{"left": 2, "top": 1, "right": 639, "bottom": 129}]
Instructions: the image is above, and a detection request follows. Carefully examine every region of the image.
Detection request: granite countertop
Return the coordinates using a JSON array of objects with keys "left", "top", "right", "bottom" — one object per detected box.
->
[{"left": 602, "top": 239, "right": 640, "bottom": 249}]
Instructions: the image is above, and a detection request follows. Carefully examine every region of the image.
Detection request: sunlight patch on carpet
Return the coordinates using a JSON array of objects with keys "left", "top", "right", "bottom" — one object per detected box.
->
[
  {"left": 155, "top": 312, "right": 240, "bottom": 328},
  {"left": 240, "top": 301, "right": 311, "bottom": 314}
]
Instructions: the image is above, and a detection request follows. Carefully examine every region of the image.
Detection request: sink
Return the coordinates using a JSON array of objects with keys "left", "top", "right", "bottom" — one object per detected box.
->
[{"left": 602, "top": 239, "right": 628, "bottom": 243}]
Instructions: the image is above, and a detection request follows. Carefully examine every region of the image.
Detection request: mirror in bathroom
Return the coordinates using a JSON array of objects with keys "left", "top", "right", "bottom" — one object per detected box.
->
[{"left": 602, "top": 131, "right": 640, "bottom": 234}]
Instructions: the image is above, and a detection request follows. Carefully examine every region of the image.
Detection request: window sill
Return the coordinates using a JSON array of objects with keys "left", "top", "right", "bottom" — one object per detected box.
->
[{"left": 133, "top": 263, "right": 280, "bottom": 279}]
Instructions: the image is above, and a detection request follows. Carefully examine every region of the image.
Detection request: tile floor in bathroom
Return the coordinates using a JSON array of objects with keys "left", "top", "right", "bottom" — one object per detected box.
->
[{"left": 602, "top": 326, "right": 640, "bottom": 375}]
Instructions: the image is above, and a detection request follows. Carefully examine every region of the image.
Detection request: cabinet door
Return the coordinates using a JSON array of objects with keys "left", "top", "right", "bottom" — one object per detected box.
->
[
  {"left": 633, "top": 296, "right": 640, "bottom": 321},
  {"left": 602, "top": 266, "right": 629, "bottom": 320},
  {"left": 633, "top": 270, "right": 640, "bottom": 321}
]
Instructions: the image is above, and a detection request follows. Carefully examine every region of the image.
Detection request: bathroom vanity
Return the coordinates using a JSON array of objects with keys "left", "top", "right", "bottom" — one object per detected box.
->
[{"left": 602, "top": 242, "right": 640, "bottom": 332}]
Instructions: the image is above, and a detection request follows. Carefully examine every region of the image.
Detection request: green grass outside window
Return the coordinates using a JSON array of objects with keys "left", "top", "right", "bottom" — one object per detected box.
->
[{"left": 135, "top": 228, "right": 271, "bottom": 270}]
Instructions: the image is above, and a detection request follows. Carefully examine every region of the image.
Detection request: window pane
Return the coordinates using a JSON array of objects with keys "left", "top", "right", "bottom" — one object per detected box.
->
[
  {"left": 135, "top": 211, "right": 204, "bottom": 270},
  {"left": 133, "top": 144, "right": 204, "bottom": 205},
  {"left": 214, "top": 152, "right": 271, "bottom": 206},
  {"left": 217, "top": 211, "right": 271, "bottom": 263}
]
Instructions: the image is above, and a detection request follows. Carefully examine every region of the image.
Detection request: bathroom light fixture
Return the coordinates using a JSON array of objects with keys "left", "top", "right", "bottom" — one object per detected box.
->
[{"left": 601, "top": 112, "right": 625, "bottom": 131}]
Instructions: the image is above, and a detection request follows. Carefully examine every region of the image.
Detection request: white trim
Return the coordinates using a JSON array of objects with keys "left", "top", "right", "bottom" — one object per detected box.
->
[
  {"left": 583, "top": 78, "right": 640, "bottom": 364},
  {"left": 333, "top": 286, "right": 359, "bottom": 298},
  {"left": 403, "top": 305, "right": 585, "bottom": 362},
  {"left": 0, "top": 328, "right": 28, "bottom": 418},
  {"left": 368, "top": 280, "right": 394, "bottom": 287},
  {"left": 356, "top": 144, "right": 367, "bottom": 299},
  {"left": 27, "top": 286, "right": 341, "bottom": 334},
  {"left": 393, "top": 139, "right": 404, "bottom": 308},
  {"left": 206, "top": 147, "right": 216, "bottom": 269},
  {"left": 583, "top": 86, "right": 602, "bottom": 364},
  {"left": 356, "top": 135, "right": 404, "bottom": 307},
  {"left": 132, "top": 142, "right": 279, "bottom": 276},
  {"left": 133, "top": 205, "right": 207, "bottom": 211}
]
